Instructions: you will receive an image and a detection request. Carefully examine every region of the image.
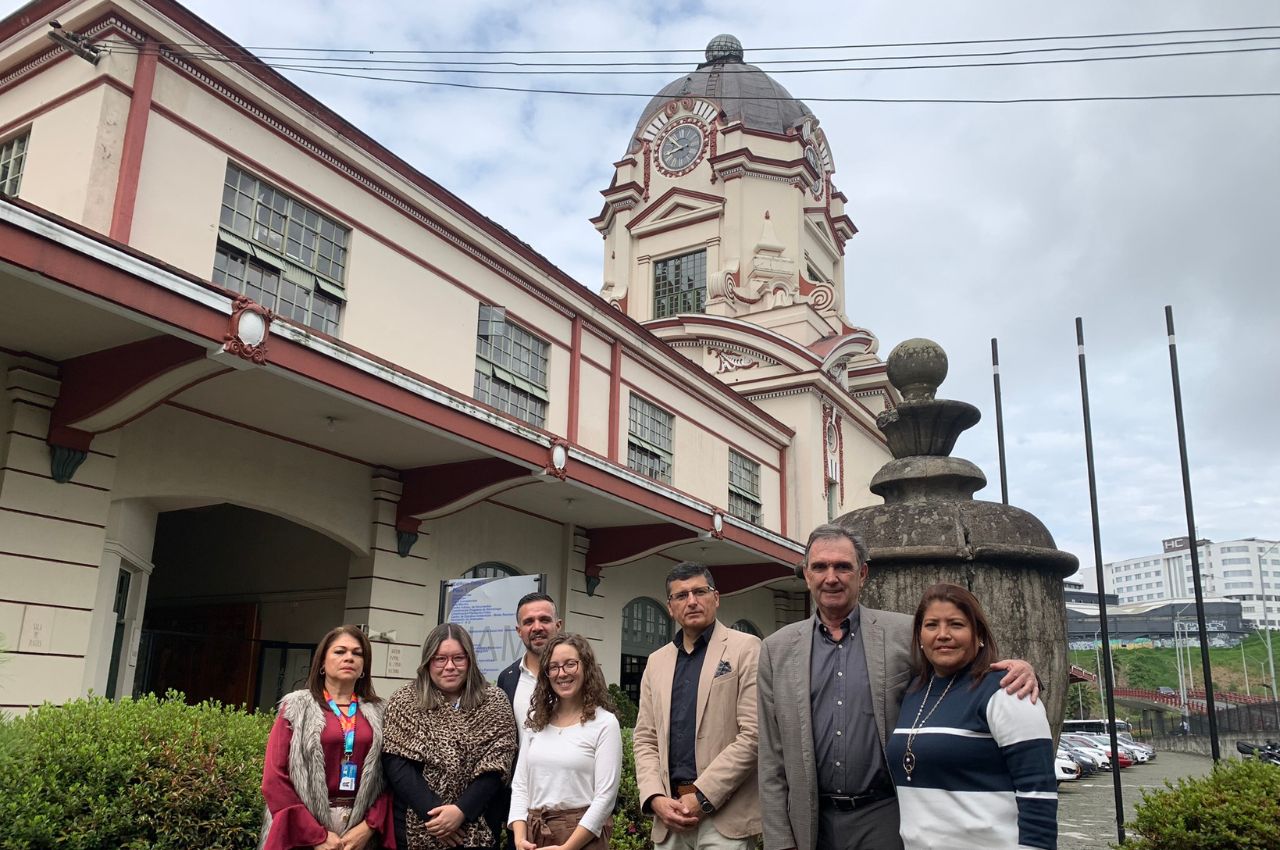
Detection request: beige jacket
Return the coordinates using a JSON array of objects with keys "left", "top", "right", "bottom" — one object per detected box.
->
[{"left": 633, "top": 621, "right": 762, "bottom": 842}]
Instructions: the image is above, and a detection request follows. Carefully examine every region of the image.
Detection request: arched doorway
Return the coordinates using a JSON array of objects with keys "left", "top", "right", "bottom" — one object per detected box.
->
[
  {"left": 135, "top": 503, "right": 352, "bottom": 710},
  {"left": 731, "top": 618, "right": 762, "bottom": 637},
  {"left": 620, "top": 596, "right": 673, "bottom": 704}
]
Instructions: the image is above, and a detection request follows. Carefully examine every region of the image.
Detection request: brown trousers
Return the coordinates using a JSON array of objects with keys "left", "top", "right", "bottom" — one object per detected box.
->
[{"left": 526, "top": 806, "right": 610, "bottom": 850}]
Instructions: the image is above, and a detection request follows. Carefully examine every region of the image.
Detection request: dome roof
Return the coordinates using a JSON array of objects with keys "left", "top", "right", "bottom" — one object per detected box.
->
[{"left": 630, "top": 35, "right": 813, "bottom": 147}]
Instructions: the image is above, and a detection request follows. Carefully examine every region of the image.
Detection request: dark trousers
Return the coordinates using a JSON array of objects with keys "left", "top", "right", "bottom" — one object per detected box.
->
[{"left": 817, "top": 796, "right": 903, "bottom": 850}]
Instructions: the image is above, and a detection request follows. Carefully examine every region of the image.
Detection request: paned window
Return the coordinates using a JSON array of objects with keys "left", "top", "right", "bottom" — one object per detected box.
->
[
  {"left": 213, "top": 245, "right": 340, "bottom": 336},
  {"left": 627, "top": 394, "right": 673, "bottom": 483},
  {"left": 474, "top": 306, "right": 549, "bottom": 427},
  {"left": 653, "top": 250, "right": 706, "bottom": 318},
  {"left": 0, "top": 131, "right": 29, "bottom": 197},
  {"left": 728, "top": 449, "right": 762, "bottom": 524},
  {"left": 214, "top": 163, "right": 348, "bottom": 333}
]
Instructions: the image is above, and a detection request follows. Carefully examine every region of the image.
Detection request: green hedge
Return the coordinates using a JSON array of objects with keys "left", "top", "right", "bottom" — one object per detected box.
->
[
  {"left": 1122, "top": 758, "right": 1280, "bottom": 849},
  {"left": 0, "top": 691, "right": 271, "bottom": 850},
  {"left": 2, "top": 689, "right": 655, "bottom": 850}
]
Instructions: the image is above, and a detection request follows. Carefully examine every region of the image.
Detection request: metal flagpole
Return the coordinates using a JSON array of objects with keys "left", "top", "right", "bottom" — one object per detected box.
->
[
  {"left": 1164, "top": 305, "right": 1220, "bottom": 761},
  {"left": 1075, "top": 317, "right": 1125, "bottom": 844},
  {"left": 991, "top": 338, "right": 1009, "bottom": 505}
]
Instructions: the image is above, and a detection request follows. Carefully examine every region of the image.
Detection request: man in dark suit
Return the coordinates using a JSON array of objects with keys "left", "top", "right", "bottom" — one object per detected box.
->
[{"left": 757, "top": 524, "right": 1038, "bottom": 850}]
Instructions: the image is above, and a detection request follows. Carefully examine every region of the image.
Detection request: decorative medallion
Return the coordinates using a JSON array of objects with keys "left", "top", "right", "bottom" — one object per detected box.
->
[
  {"left": 223, "top": 296, "right": 273, "bottom": 363},
  {"left": 545, "top": 439, "right": 571, "bottom": 481}
]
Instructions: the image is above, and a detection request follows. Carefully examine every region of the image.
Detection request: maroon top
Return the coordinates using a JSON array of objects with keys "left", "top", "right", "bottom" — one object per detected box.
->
[{"left": 262, "top": 705, "right": 396, "bottom": 849}]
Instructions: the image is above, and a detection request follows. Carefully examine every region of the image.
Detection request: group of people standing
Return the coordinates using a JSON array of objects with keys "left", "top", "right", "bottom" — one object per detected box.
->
[{"left": 260, "top": 523, "right": 1058, "bottom": 850}]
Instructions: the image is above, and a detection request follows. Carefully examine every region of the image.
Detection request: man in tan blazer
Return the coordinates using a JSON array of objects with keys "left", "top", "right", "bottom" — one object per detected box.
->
[
  {"left": 634, "top": 562, "right": 761, "bottom": 850},
  {"left": 758, "top": 525, "right": 1037, "bottom": 850}
]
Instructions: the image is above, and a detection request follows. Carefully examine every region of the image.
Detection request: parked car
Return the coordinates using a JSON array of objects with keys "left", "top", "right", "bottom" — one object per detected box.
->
[
  {"left": 1062, "top": 734, "right": 1113, "bottom": 770},
  {"left": 1055, "top": 753, "right": 1083, "bottom": 783},
  {"left": 1082, "top": 734, "right": 1136, "bottom": 767},
  {"left": 1118, "top": 733, "right": 1156, "bottom": 760},
  {"left": 1059, "top": 742, "right": 1101, "bottom": 775}
]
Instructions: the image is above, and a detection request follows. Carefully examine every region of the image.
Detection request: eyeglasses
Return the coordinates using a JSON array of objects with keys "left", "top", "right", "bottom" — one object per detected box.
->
[
  {"left": 429, "top": 654, "right": 469, "bottom": 668},
  {"left": 668, "top": 586, "right": 716, "bottom": 603},
  {"left": 547, "top": 659, "right": 580, "bottom": 675}
]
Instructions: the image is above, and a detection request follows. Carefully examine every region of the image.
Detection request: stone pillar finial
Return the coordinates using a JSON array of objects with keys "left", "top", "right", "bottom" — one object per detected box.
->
[{"left": 885, "top": 337, "right": 947, "bottom": 401}]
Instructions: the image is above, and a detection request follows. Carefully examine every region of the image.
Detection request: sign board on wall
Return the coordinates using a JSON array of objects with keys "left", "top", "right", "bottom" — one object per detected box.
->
[{"left": 439, "top": 574, "right": 544, "bottom": 681}]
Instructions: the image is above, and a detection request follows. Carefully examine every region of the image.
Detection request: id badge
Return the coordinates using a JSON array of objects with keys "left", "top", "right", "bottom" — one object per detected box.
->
[{"left": 339, "top": 760, "right": 357, "bottom": 791}]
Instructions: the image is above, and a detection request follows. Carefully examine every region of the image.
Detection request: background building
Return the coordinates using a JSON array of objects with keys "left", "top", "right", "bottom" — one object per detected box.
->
[
  {"left": 0, "top": 4, "right": 896, "bottom": 710},
  {"left": 1104, "top": 536, "right": 1280, "bottom": 629}
]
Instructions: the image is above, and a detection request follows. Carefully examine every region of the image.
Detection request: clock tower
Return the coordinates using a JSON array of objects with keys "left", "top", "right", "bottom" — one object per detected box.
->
[{"left": 593, "top": 35, "right": 896, "bottom": 524}]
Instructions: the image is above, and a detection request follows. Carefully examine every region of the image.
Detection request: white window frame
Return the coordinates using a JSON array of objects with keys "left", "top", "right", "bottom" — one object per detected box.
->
[{"left": 0, "top": 130, "right": 30, "bottom": 197}]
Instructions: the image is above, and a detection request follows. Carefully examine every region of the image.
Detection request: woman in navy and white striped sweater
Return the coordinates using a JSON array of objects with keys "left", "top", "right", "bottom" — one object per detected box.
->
[{"left": 886, "top": 583, "right": 1057, "bottom": 850}]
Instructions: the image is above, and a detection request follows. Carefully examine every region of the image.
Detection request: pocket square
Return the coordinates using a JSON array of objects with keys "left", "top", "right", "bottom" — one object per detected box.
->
[{"left": 714, "top": 659, "right": 733, "bottom": 677}]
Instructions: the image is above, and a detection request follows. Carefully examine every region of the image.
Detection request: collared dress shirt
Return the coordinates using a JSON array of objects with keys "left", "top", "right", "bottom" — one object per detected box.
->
[
  {"left": 809, "top": 610, "right": 890, "bottom": 796},
  {"left": 668, "top": 622, "right": 715, "bottom": 785},
  {"left": 512, "top": 658, "right": 538, "bottom": 744}
]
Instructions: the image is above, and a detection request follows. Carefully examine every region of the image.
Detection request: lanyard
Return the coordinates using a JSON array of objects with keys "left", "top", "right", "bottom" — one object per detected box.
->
[{"left": 324, "top": 691, "right": 360, "bottom": 760}]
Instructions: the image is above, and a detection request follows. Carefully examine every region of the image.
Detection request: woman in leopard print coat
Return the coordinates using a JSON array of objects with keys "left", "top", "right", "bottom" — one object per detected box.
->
[{"left": 383, "top": 623, "right": 517, "bottom": 850}]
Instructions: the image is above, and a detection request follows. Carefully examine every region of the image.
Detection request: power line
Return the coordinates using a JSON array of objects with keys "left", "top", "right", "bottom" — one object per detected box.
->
[
  {"left": 103, "top": 43, "right": 1280, "bottom": 79},
  {"left": 262, "top": 64, "right": 1280, "bottom": 102},
  {"left": 92, "top": 24, "right": 1280, "bottom": 56},
  {"left": 96, "top": 33, "right": 1280, "bottom": 68}
]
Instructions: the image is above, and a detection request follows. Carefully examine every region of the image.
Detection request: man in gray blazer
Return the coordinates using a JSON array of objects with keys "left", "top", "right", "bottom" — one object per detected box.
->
[{"left": 757, "top": 524, "right": 1037, "bottom": 850}]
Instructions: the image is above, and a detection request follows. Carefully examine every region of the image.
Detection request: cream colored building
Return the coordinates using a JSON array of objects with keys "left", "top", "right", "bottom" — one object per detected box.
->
[{"left": 0, "top": 2, "right": 893, "bottom": 711}]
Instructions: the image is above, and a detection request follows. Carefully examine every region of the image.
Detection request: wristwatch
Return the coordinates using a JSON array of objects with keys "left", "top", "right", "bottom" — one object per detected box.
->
[{"left": 694, "top": 789, "right": 715, "bottom": 815}]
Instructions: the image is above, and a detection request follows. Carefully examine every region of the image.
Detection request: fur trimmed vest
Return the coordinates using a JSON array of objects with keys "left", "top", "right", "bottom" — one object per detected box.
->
[{"left": 259, "top": 690, "right": 386, "bottom": 848}]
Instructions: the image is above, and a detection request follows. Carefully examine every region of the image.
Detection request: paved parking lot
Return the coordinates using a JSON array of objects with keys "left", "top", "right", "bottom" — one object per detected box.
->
[{"left": 1057, "top": 750, "right": 1215, "bottom": 849}]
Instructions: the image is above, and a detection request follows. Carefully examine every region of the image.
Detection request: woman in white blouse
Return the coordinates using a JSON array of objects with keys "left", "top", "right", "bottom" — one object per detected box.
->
[{"left": 508, "top": 633, "right": 622, "bottom": 850}]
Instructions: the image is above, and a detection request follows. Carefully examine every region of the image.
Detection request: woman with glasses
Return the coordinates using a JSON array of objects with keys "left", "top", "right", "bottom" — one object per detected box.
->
[
  {"left": 383, "top": 623, "right": 518, "bottom": 850},
  {"left": 508, "top": 633, "right": 621, "bottom": 850}
]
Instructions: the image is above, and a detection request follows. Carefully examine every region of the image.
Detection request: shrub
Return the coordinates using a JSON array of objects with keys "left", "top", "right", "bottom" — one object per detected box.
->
[
  {"left": 611, "top": 727, "right": 653, "bottom": 850},
  {"left": 1120, "top": 758, "right": 1280, "bottom": 849},
  {"left": 609, "top": 684, "right": 639, "bottom": 729},
  {"left": 0, "top": 690, "right": 272, "bottom": 850}
]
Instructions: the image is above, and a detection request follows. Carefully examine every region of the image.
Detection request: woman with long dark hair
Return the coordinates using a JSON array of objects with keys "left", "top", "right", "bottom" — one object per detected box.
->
[
  {"left": 508, "top": 633, "right": 621, "bottom": 850},
  {"left": 382, "top": 623, "right": 517, "bottom": 850},
  {"left": 885, "top": 583, "right": 1057, "bottom": 850},
  {"left": 260, "top": 624, "right": 394, "bottom": 850}
]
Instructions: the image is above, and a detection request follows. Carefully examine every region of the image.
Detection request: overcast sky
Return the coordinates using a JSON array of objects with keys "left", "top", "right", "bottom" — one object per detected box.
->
[{"left": 127, "top": 0, "right": 1279, "bottom": 588}]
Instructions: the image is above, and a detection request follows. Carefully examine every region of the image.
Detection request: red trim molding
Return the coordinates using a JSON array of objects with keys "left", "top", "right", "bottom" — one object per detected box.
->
[
  {"left": 607, "top": 341, "right": 622, "bottom": 461},
  {"left": 567, "top": 316, "right": 582, "bottom": 443},
  {"left": 109, "top": 39, "right": 158, "bottom": 243},
  {"left": 707, "top": 562, "right": 795, "bottom": 595},
  {"left": 396, "top": 458, "right": 532, "bottom": 529},
  {"left": 585, "top": 523, "right": 699, "bottom": 578},
  {"left": 47, "top": 335, "right": 216, "bottom": 451}
]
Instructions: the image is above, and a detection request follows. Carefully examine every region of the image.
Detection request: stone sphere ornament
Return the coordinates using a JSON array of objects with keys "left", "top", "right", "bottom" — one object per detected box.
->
[{"left": 885, "top": 337, "right": 948, "bottom": 402}]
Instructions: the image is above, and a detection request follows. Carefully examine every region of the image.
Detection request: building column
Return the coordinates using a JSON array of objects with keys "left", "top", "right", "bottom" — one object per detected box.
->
[
  {"left": 344, "top": 472, "right": 430, "bottom": 696},
  {"left": 0, "top": 358, "right": 118, "bottom": 710}
]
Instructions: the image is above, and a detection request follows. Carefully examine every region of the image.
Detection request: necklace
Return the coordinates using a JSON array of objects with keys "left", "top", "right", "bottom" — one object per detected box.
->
[{"left": 901, "top": 673, "right": 956, "bottom": 782}]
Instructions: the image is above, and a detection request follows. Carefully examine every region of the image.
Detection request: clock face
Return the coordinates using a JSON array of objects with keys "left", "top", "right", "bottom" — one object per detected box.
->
[{"left": 659, "top": 123, "right": 704, "bottom": 172}]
